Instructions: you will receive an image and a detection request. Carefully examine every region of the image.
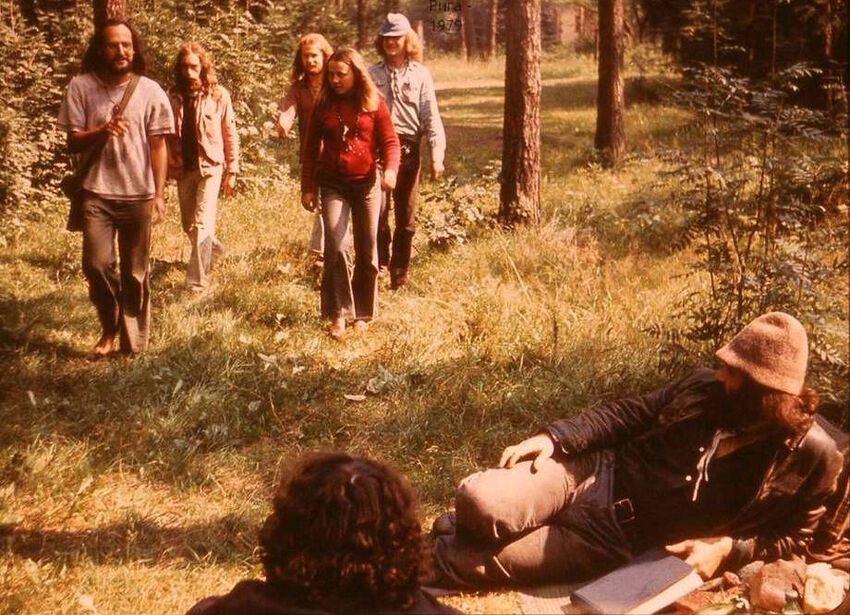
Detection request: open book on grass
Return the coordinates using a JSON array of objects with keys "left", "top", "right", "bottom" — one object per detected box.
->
[{"left": 570, "top": 549, "right": 703, "bottom": 614}]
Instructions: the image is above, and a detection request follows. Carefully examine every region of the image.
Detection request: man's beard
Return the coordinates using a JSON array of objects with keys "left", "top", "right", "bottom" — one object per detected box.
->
[
  {"left": 714, "top": 385, "right": 767, "bottom": 431},
  {"left": 108, "top": 60, "right": 132, "bottom": 75}
]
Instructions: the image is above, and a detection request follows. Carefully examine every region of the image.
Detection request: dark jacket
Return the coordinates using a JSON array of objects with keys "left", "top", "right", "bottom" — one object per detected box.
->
[
  {"left": 185, "top": 580, "right": 459, "bottom": 615},
  {"left": 544, "top": 368, "right": 844, "bottom": 568}
]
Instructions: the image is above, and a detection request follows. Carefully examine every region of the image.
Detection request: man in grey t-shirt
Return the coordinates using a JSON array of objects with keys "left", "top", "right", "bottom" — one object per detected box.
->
[{"left": 58, "top": 19, "right": 173, "bottom": 355}]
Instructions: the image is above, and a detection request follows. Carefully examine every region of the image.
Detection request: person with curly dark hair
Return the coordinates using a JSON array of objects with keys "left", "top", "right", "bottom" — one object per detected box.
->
[{"left": 186, "top": 452, "right": 458, "bottom": 615}]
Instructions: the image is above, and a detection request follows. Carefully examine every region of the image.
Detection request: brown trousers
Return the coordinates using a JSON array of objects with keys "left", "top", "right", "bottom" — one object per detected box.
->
[
  {"left": 319, "top": 176, "right": 381, "bottom": 321},
  {"left": 81, "top": 192, "right": 152, "bottom": 353},
  {"left": 377, "top": 137, "right": 421, "bottom": 286},
  {"left": 432, "top": 451, "right": 632, "bottom": 588}
]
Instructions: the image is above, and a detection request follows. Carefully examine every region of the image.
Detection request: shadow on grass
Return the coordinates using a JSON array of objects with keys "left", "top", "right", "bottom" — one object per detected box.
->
[
  {"left": 0, "top": 514, "right": 257, "bottom": 565},
  {"left": 0, "top": 292, "right": 93, "bottom": 362},
  {"left": 0, "top": 313, "right": 662, "bottom": 495}
]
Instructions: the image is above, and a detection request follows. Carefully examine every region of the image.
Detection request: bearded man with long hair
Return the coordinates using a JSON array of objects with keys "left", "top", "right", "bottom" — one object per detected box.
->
[
  {"left": 167, "top": 41, "right": 239, "bottom": 291},
  {"left": 277, "top": 33, "right": 335, "bottom": 272},
  {"left": 58, "top": 19, "right": 173, "bottom": 355},
  {"left": 369, "top": 13, "right": 446, "bottom": 290},
  {"left": 431, "top": 312, "right": 845, "bottom": 589}
]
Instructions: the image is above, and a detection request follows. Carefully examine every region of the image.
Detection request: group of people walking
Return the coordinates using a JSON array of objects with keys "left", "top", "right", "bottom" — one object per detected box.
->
[
  {"left": 59, "top": 12, "right": 445, "bottom": 354},
  {"left": 278, "top": 14, "right": 445, "bottom": 339}
]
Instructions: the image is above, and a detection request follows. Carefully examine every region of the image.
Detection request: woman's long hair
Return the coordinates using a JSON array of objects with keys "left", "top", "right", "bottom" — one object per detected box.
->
[
  {"left": 172, "top": 41, "right": 218, "bottom": 96},
  {"left": 81, "top": 19, "right": 147, "bottom": 75},
  {"left": 291, "top": 33, "right": 333, "bottom": 85},
  {"left": 373, "top": 29, "right": 424, "bottom": 63},
  {"left": 258, "top": 452, "right": 428, "bottom": 611},
  {"left": 321, "top": 47, "right": 380, "bottom": 112}
]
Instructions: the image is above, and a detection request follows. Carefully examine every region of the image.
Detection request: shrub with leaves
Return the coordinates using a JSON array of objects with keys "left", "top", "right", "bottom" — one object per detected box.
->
[
  {"left": 0, "top": 7, "right": 86, "bottom": 235},
  {"left": 651, "top": 64, "right": 848, "bottom": 419},
  {"left": 0, "top": 0, "right": 358, "bottom": 230},
  {"left": 420, "top": 161, "right": 498, "bottom": 250}
]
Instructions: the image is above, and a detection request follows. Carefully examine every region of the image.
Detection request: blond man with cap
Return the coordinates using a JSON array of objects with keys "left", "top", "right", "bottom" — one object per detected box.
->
[
  {"left": 369, "top": 13, "right": 446, "bottom": 289},
  {"left": 431, "top": 312, "right": 844, "bottom": 589}
]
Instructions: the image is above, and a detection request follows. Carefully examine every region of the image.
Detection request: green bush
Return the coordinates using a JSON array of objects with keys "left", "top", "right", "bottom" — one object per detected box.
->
[
  {"left": 651, "top": 64, "right": 849, "bottom": 421},
  {"left": 0, "top": 0, "right": 358, "bottom": 231}
]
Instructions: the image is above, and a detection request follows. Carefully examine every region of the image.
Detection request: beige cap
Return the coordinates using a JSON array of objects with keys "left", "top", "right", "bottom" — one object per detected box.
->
[{"left": 716, "top": 312, "right": 808, "bottom": 395}]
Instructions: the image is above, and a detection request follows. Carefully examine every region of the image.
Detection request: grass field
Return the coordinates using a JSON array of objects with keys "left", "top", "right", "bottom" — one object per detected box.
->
[{"left": 0, "top": 49, "right": 845, "bottom": 614}]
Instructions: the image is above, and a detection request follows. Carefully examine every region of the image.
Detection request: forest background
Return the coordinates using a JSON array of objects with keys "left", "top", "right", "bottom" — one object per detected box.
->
[{"left": 0, "top": 0, "right": 847, "bottom": 613}]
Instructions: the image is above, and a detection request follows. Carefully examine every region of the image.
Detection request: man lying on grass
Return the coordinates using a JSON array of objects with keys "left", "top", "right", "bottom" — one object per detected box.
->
[{"left": 430, "top": 312, "right": 844, "bottom": 588}]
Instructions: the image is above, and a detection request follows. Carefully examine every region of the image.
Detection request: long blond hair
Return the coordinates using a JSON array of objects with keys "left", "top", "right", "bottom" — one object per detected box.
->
[
  {"left": 322, "top": 47, "right": 380, "bottom": 112},
  {"left": 291, "top": 33, "right": 333, "bottom": 85},
  {"left": 374, "top": 29, "right": 423, "bottom": 63},
  {"left": 173, "top": 41, "right": 218, "bottom": 96}
]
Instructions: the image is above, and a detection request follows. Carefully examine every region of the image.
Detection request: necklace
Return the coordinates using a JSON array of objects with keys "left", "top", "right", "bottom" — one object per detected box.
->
[
  {"left": 97, "top": 75, "right": 130, "bottom": 118},
  {"left": 336, "top": 102, "right": 362, "bottom": 153}
]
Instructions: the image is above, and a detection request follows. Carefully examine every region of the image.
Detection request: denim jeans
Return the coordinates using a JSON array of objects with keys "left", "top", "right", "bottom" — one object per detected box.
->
[{"left": 319, "top": 175, "right": 382, "bottom": 321}]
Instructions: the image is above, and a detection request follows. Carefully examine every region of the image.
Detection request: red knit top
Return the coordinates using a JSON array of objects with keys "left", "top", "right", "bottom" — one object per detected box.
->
[{"left": 301, "top": 96, "right": 400, "bottom": 194}]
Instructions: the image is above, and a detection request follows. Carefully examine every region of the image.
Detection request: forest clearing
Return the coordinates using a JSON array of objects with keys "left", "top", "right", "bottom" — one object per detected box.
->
[{"left": 1, "top": 1, "right": 847, "bottom": 613}]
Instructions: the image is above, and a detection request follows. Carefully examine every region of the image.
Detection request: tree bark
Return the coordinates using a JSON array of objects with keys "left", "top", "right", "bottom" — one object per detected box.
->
[
  {"left": 357, "top": 0, "right": 366, "bottom": 50},
  {"left": 823, "top": 0, "right": 833, "bottom": 109},
  {"left": 595, "top": 0, "right": 626, "bottom": 168},
  {"left": 461, "top": 0, "right": 476, "bottom": 60},
  {"left": 487, "top": 0, "right": 498, "bottom": 59},
  {"left": 499, "top": 0, "right": 541, "bottom": 226},
  {"left": 93, "top": 0, "right": 125, "bottom": 28}
]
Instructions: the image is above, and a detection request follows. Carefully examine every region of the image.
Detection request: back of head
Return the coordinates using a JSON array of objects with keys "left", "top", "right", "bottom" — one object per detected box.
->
[{"left": 259, "top": 452, "right": 426, "bottom": 611}]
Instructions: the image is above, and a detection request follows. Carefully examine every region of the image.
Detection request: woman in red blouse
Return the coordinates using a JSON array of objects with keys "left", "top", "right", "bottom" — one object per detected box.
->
[{"left": 301, "top": 47, "right": 400, "bottom": 339}]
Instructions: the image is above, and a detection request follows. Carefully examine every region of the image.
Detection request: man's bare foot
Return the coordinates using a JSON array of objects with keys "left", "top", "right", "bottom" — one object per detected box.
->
[
  {"left": 93, "top": 333, "right": 115, "bottom": 356},
  {"left": 353, "top": 320, "right": 368, "bottom": 332},
  {"left": 330, "top": 318, "right": 346, "bottom": 340}
]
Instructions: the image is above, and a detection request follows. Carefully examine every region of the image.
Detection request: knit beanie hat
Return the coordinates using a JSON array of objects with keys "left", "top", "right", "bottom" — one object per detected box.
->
[{"left": 715, "top": 312, "right": 808, "bottom": 395}]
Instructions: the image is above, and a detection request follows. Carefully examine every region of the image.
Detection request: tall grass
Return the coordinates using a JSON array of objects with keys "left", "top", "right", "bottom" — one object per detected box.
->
[{"left": 0, "top": 48, "right": 845, "bottom": 614}]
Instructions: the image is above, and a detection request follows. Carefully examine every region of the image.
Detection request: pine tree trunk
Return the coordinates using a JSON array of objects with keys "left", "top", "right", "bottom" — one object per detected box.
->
[
  {"left": 499, "top": 0, "right": 541, "bottom": 226},
  {"left": 357, "top": 0, "right": 367, "bottom": 50},
  {"left": 487, "top": 0, "right": 498, "bottom": 59},
  {"left": 595, "top": 0, "right": 626, "bottom": 168},
  {"left": 823, "top": 0, "right": 833, "bottom": 109},
  {"left": 461, "top": 2, "right": 476, "bottom": 60},
  {"left": 93, "top": 0, "right": 125, "bottom": 28}
]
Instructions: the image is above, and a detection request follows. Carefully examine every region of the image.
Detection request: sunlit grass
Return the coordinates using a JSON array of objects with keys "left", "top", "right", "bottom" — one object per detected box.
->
[{"left": 0, "top": 48, "right": 845, "bottom": 614}]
